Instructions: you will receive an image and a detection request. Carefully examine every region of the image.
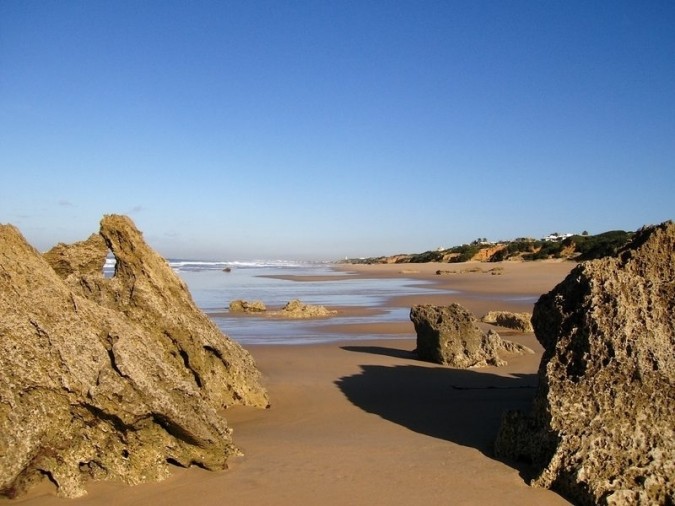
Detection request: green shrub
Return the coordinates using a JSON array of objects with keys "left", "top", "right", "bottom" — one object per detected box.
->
[
  {"left": 445, "top": 244, "right": 481, "bottom": 262},
  {"left": 408, "top": 250, "right": 445, "bottom": 263},
  {"left": 571, "top": 230, "right": 632, "bottom": 260}
]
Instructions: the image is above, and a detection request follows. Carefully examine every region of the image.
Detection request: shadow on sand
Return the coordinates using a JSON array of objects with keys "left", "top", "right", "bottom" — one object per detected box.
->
[
  {"left": 337, "top": 345, "right": 537, "bottom": 457},
  {"left": 341, "top": 345, "right": 418, "bottom": 360}
]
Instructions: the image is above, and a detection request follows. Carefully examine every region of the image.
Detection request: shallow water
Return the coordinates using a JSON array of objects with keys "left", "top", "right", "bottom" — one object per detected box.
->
[{"left": 177, "top": 263, "right": 446, "bottom": 345}]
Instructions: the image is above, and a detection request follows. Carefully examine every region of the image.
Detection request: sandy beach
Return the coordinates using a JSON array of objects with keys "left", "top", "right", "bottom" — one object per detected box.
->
[{"left": 11, "top": 260, "right": 576, "bottom": 505}]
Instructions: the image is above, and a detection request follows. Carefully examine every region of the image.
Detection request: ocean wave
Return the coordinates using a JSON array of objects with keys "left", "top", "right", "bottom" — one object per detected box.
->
[
  {"left": 103, "top": 257, "right": 117, "bottom": 277},
  {"left": 214, "top": 259, "right": 328, "bottom": 269},
  {"left": 154, "top": 258, "right": 328, "bottom": 272},
  {"left": 103, "top": 256, "right": 330, "bottom": 274},
  {"left": 169, "top": 259, "right": 324, "bottom": 271},
  {"left": 167, "top": 260, "right": 231, "bottom": 271}
]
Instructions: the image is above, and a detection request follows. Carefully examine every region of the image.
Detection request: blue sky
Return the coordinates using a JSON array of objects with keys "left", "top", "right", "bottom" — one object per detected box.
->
[{"left": 1, "top": 1, "right": 673, "bottom": 261}]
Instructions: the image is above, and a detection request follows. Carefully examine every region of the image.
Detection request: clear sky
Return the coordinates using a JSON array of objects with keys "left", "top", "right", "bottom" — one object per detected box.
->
[{"left": 1, "top": 1, "right": 674, "bottom": 261}]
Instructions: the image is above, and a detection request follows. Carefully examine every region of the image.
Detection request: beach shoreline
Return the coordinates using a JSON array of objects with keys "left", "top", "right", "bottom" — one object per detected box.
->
[
  {"left": 316, "top": 259, "right": 574, "bottom": 317},
  {"left": 11, "top": 261, "right": 575, "bottom": 505}
]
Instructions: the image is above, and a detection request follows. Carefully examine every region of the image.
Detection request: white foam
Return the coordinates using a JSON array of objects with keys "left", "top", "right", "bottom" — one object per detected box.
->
[
  {"left": 168, "top": 259, "right": 330, "bottom": 271},
  {"left": 103, "top": 256, "right": 332, "bottom": 273}
]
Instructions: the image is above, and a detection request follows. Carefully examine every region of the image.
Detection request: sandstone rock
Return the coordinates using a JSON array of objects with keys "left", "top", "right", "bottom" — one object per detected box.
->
[
  {"left": 409, "top": 304, "right": 532, "bottom": 368},
  {"left": 495, "top": 221, "right": 675, "bottom": 505},
  {"left": 228, "top": 299, "right": 336, "bottom": 319},
  {"left": 42, "top": 233, "right": 108, "bottom": 278},
  {"left": 229, "top": 299, "right": 267, "bottom": 313},
  {"left": 0, "top": 215, "right": 269, "bottom": 498},
  {"left": 482, "top": 311, "right": 534, "bottom": 333},
  {"left": 269, "top": 299, "right": 337, "bottom": 319}
]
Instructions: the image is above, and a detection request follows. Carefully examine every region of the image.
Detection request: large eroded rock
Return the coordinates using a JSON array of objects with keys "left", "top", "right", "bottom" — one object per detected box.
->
[
  {"left": 495, "top": 221, "right": 674, "bottom": 505},
  {"left": 0, "top": 215, "right": 269, "bottom": 498},
  {"left": 410, "top": 303, "right": 532, "bottom": 368}
]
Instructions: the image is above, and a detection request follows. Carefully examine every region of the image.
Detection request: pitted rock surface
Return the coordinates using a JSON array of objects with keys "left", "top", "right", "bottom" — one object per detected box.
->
[
  {"left": 495, "top": 221, "right": 674, "bottom": 505},
  {"left": 0, "top": 215, "right": 269, "bottom": 498}
]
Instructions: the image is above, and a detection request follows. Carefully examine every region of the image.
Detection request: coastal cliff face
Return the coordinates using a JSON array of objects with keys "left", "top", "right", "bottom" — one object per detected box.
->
[
  {"left": 0, "top": 215, "right": 269, "bottom": 498},
  {"left": 495, "top": 221, "right": 674, "bottom": 505}
]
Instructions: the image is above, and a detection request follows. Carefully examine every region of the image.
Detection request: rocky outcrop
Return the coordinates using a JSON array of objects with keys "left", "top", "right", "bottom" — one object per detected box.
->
[
  {"left": 495, "top": 221, "right": 674, "bottom": 505},
  {"left": 228, "top": 299, "right": 336, "bottom": 319},
  {"left": 436, "top": 266, "right": 504, "bottom": 276},
  {"left": 269, "top": 299, "right": 337, "bottom": 319},
  {"left": 42, "top": 233, "right": 109, "bottom": 278},
  {"left": 482, "top": 311, "right": 534, "bottom": 333},
  {"left": 0, "top": 215, "right": 269, "bottom": 499},
  {"left": 410, "top": 304, "right": 532, "bottom": 368},
  {"left": 229, "top": 299, "right": 267, "bottom": 313}
]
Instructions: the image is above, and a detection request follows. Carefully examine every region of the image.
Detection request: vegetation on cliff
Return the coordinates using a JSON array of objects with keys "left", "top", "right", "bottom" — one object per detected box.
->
[{"left": 343, "top": 229, "right": 634, "bottom": 264}]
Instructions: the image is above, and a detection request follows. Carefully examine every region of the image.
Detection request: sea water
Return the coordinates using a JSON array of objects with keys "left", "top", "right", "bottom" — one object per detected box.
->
[{"left": 104, "top": 259, "right": 444, "bottom": 345}]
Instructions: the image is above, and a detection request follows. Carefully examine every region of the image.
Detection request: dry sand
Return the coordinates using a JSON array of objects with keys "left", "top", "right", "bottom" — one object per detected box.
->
[{"left": 11, "top": 260, "right": 575, "bottom": 505}]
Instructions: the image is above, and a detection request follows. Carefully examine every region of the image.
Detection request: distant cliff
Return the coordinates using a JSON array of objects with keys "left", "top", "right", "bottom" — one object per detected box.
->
[{"left": 342, "top": 229, "right": 634, "bottom": 264}]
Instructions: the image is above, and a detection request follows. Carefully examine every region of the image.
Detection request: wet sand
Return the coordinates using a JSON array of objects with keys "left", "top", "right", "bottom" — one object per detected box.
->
[{"left": 12, "top": 260, "right": 575, "bottom": 505}]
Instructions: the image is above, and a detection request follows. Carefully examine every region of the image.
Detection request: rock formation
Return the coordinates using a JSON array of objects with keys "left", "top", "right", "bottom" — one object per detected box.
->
[
  {"left": 228, "top": 299, "right": 336, "bottom": 319},
  {"left": 0, "top": 215, "right": 269, "bottom": 498},
  {"left": 436, "top": 266, "right": 504, "bottom": 276},
  {"left": 410, "top": 304, "right": 532, "bottom": 368},
  {"left": 495, "top": 221, "right": 674, "bottom": 505},
  {"left": 482, "top": 311, "right": 534, "bottom": 333},
  {"left": 42, "top": 233, "right": 109, "bottom": 278},
  {"left": 270, "top": 299, "right": 337, "bottom": 319},
  {"left": 229, "top": 299, "right": 268, "bottom": 313}
]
